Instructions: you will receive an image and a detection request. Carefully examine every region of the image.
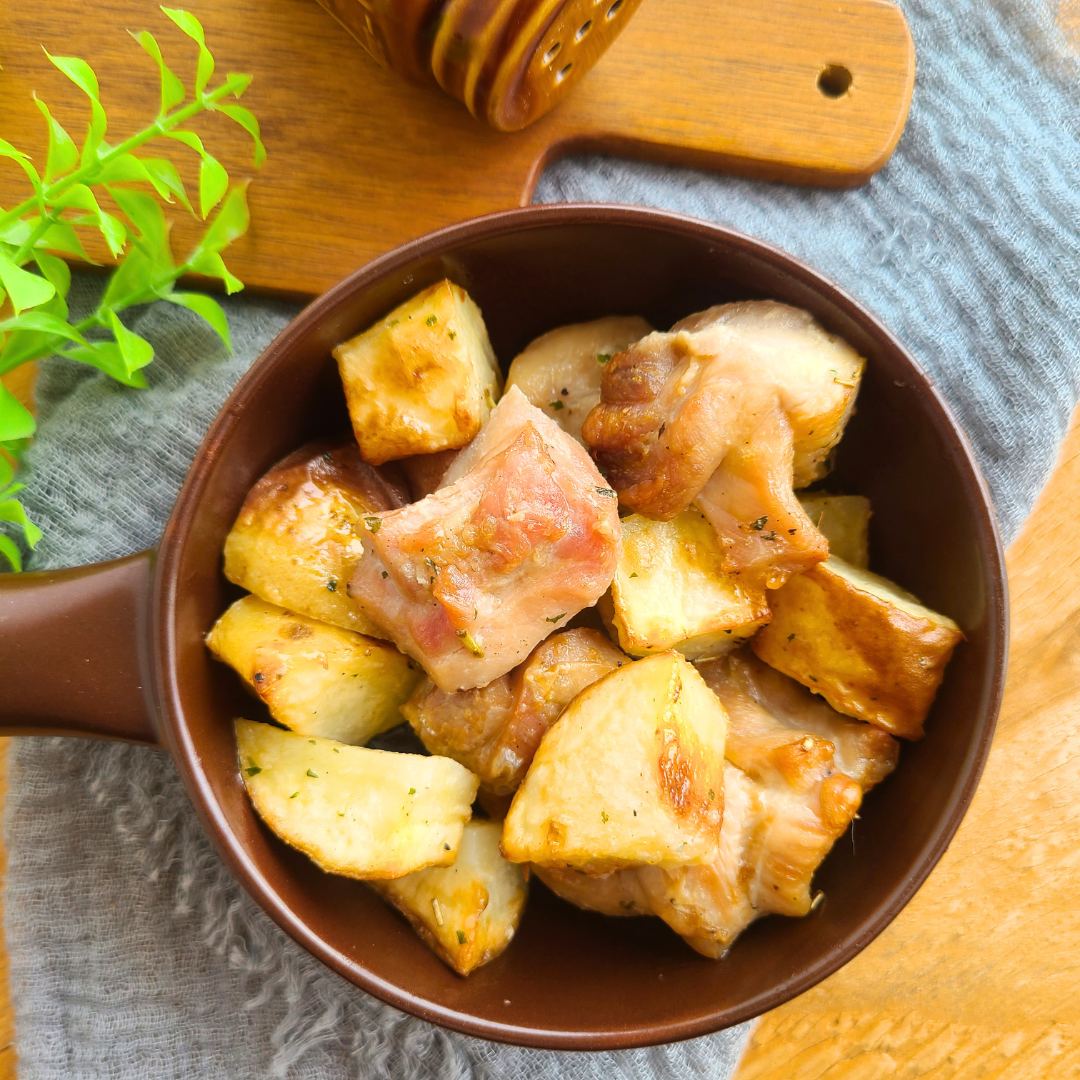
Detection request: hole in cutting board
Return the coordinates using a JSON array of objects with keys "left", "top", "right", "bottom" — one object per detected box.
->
[
  {"left": 606, "top": 0, "right": 624, "bottom": 18},
  {"left": 543, "top": 41, "right": 562, "bottom": 65},
  {"left": 576, "top": 20, "right": 592, "bottom": 41},
  {"left": 818, "top": 64, "right": 853, "bottom": 98},
  {"left": 556, "top": 62, "right": 574, "bottom": 83}
]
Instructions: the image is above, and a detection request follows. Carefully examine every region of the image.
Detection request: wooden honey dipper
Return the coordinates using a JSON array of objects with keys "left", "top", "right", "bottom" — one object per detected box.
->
[{"left": 316, "top": 0, "right": 646, "bottom": 130}]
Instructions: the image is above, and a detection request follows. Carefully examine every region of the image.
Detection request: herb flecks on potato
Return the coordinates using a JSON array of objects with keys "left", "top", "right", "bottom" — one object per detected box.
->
[
  {"left": 501, "top": 651, "right": 727, "bottom": 873},
  {"left": 599, "top": 509, "right": 770, "bottom": 659},
  {"left": 505, "top": 315, "right": 652, "bottom": 446},
  {"left": 223, "top": 441, "right": 408, "bottom": 637},
  {"left": 797, "top": 492, "right": 872, "bottom": 569},
  {"left": 236, "top": 720, "right": 478, "bottom": 880},
  {"left": 333, "top": 280, "right": 502, "bottom": 465},
  {"left": 403, "top": 628, "right": 628, "bottom": 795},
  {"left": 207, "top": 596, "right": 422, "bottom": 745},
  {"left": 370, "top": 819, "right": 528, "bottom": 975},
  {"left": 751, "top": 556, "right": 964, "bottom": 739}
]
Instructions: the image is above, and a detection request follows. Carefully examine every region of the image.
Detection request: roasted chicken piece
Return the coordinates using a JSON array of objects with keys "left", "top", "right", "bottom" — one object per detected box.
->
[
  {"left": 505, "top": 315, "right": 652, "bottom": 446},
  {"left": 403, "top": 628, "right": 628, "bottom": 795},
  {"left": 702, "top": 646, "right": 898, "bottom": 789},
  {"left": 582, "top": 301, "right": 864, "bottom": 589},
  {"left": 223, "top": 440, "right": 409, "bottom": 637},
  {"left": 348, "top": 387, "right": 622, "bottom": 691},
  {"left": 539, "top": 648, "right": 897, "bottom": 956}
]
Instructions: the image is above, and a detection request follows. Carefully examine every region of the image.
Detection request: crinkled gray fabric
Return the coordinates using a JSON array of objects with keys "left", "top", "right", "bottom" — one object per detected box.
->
[{"left": 5, "top": 0, "right": 1080, "bottom": 1075}]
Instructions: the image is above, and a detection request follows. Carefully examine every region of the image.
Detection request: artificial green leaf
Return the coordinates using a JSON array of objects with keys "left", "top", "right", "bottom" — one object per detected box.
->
[
  {"left": 98, "top": 212, "right": 128, "bottom": 258},
  {"left": 63, "top": 341, "right": 148, "bottom": 387},
  {"left": 188, "top": 251, "right": 243, "bottom": 294},
  {"left": 131, "top": 29, "right": 186, "bottom": 114},
  {"left": 33, "top": 253, "right": 72, "bottom": 300},
  {"left": 0, "top": 382, "right": 36, "bottom": 442},
  {"left": 139, "top": 158, "right": 193, "bottom": 214},
  {"left": 0, "top": 253, "right": 55, "bottom": 313},
  {"left": 165, "top": 129, "right": 207, "bottom": 157},
  {"left": 198, "top": 153, "right": 228, "bottom": 218},
  {"left": 95, "top": 154, "right": 154, "bottom": 185},
  {"left": 164, "top": 291, "right": 231, "bottom": 350},
  {"left": 0, "top": 533, "right": 24, "bottom": 572},
  {"left": 0, "top": 497, "right": 42, "bottom": 548},
  {"left": 39, "top": 221, "right": 94, "bottom": 263},
  {"left": 1, "top": 438, "right": 31, "bottom": 464},
  {"left": 219, "top": 73, "right": 252, "bottom": 98},
  {"left": 107, "top": 309, "right": 155, "bottom": 374},
  {"left": 215, "top": 104, "right": 266, "bottom": 166},
  {"left": 161, "top": 8, "right": 214, "bottom": 96},
  {"left": 0, "top": 220, "right": 32, "bottom": 247},
  {"left": 107, "top": 187, "right": 170, "bottom": 252},
  {"left": 0, "top": 311, "right": 86, "bottom": 345},
  {"left": 0, "top": 143, "right": 45, "bottom": 214},
  {"left": 98, "top": 246, "right": 171, "bottom": 312},
  {"left": 196, "top": 183, "right": 249, "bottom": 254},
  {"left": 43, "top": 52, "right": 108, "bottom": 165},
  {"left": 0, "top": 294, "right": 71, "bottom": 372},
  {"left": 0, "top": 455, "right": 13, "bottom": 488},
  {"left": 34, "top": 97, "right": 79, "bottom": 181},
  {"left": 51, "top": 183, "right": 101, "bottom": 213}
]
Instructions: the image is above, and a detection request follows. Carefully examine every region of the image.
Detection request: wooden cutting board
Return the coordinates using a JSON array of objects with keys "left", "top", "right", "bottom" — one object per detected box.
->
[{"left": 0, "top": 0, "right": 913, "bottom": 298}]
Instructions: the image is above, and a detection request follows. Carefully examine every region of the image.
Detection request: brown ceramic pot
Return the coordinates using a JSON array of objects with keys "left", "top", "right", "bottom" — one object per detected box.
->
[{"left": 0, "top": 205, "right": 1008, "bottom": 1050}]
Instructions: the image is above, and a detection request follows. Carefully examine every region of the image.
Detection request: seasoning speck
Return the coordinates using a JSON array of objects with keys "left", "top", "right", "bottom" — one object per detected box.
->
[
  {"left": 597, "top": 352, "right": 612, "bottom": 364},
  {"left": 456, "top": 930, "right": 467, "bottom": 944},
  {"left": 364, "top": 516, "right": 382, "bottom": 533},
  {"left": 244, "top": 765, "right": 262, "bottom": 777},
  {"left": 326, "top": 579, "right": 337, "bottom": 592},
  {"left": 750, "top": 516, "right": 768, "bottom": 531},
  {"left": 425, "top": 315, "right": 437, "bottom": 326},
  {"left": 546, "top": 612, "right": 567, "bottom": 624},
  {"left": 550, "top": 400, "right": 564, "bottom": 411},
  {"left": 306, "top": 769, "right": 319, "bottom": 778}
]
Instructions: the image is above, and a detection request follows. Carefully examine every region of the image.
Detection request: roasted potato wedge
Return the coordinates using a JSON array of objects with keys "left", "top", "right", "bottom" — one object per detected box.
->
[
  {"left": 505, "top": 315, "right": 652, "bottom": 445},
  {"left": 797, "top": 492, "right": 871, "bottom": 568},
  {"left": 599, "top": 509, "right": 770, "bottom": 660},
  {"left": 333, "top": 280, "right": 502, "bottom": 465},
  {"left": 370, "top": 820, "right": 528, "bottom": 975},
  {"left": 751, "top": 556, "right": 963, "bottom": 739},
  {"left": 402, "top": 628, "right": 629, "bottom": 795},
  {"left": 207, "top": 596, "right": 422, "bottom": 745},
  {"left": 236, "top": 720, "right": 478, "bottom": 879},
  {"left": 501, "top": 651, "right": 727, "bottom": 872},
  {"left": 223, "top": 441, "right": 408, "bottom": 637}
]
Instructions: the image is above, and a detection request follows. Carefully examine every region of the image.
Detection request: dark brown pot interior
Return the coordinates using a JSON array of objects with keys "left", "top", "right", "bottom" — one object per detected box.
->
[{"left": 154, "top": 205, "right": 1007, "bottom": 1050}]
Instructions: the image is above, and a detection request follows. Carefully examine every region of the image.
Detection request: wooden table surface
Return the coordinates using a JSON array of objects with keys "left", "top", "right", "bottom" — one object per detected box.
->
[{"left": 0, "top": 374, "right": 1079, "bottom": 1076}]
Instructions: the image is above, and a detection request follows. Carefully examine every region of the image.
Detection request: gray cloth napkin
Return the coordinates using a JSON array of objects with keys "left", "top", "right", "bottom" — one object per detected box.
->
[{"left": 5, "top": 0, "right": 1080, "bottom": 1075}]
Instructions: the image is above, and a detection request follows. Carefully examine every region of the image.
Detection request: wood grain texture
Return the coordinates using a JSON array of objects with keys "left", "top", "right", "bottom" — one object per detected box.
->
[
  {"left": 0, "top": 0, "right": 913, "bottom": 298},
  {"left": 734, "top": 404, "right": 1080, "bottom": 1080}
]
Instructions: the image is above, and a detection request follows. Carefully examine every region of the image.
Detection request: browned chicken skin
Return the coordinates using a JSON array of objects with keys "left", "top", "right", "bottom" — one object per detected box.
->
[{"left": 582, "top": 301, "right": 864, "bottom": 590}]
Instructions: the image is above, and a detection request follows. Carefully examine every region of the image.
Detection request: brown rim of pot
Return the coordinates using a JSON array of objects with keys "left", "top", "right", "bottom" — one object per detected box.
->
[{"left": 154, "top": 203, "right": 1008, "bottom": 1049}]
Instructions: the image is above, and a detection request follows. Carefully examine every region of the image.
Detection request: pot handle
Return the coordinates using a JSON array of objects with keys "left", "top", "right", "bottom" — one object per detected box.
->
[{"left": 0, "top": 550, "right": 159, "bottom": 745}]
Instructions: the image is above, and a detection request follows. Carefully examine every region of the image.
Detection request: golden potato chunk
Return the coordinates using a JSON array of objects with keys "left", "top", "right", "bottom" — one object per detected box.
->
[
  {"left": 599, "top": 509, "right": 770, "bottom": 659},
  {"left": 333, "top": 280, "right": 502, "bottom": 465},
  {"left": 797, "top": 492, "right": 871, "bottom": 568},
  {"left": 505, "top": 315, "right": 652, "bottom": 445},
  {"left": 223, "top": 441, "right": 408, "bottom": 637},
  {"left": 751, "top": 556, "right": 964, "bottom": 739},
  {"left": 236, "top": 720, "right": 478, "bottom": 879},
  {"left": 402, "top": 628, "right": 628, "bottom": 795},
  {"left": 501, "top": 651, "right": 727, "bottom": 873},
  {"left": 370, "top": 820, "right": 528, "bottom": 975},
  {"left": 207, "top": 596, "right": 422, "bottom": 745}
]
